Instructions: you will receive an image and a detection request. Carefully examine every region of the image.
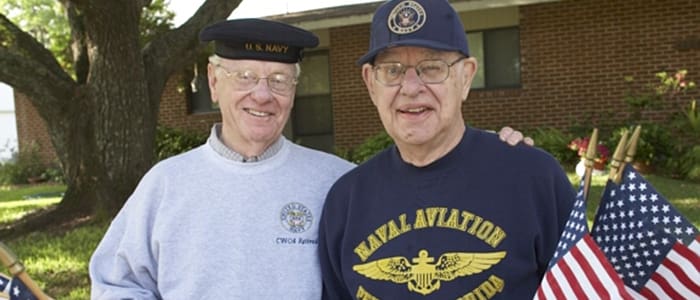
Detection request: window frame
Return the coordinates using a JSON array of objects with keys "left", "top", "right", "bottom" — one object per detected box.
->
[{"left": 467, "top": 26, "right": 521, "bottom": 90}]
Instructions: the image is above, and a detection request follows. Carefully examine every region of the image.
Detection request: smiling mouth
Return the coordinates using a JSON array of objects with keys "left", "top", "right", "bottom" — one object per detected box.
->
[
  {"left": 244, "top": 108, "right": 272, "bottom": 117},
  {"left": 399, "top": 107, "right": 429, "bottom": 114}
]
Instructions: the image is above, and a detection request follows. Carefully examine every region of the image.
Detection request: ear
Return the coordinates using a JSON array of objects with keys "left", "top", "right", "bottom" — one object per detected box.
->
[
  {"left": 207, "top": 63, "right": 219, "bottom": 103},
  {"left": 361, "top": 64, "right": 379, "bottom": 107},
  {"left": 459, "top": 57, "right": 477, "bottom": 101}
]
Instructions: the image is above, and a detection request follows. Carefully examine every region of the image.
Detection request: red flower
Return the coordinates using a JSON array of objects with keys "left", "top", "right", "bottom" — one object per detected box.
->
[{"left": 569, "top": 137, "right": 609, "bottom": 165}]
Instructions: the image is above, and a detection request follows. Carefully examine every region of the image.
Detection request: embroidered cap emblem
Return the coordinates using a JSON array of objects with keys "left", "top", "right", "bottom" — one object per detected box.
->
[
  {"left": 353, "top": 249, "right": 506, "bottom": 295},
  {"left": 387, "top": 0, "right": 426, "bottom": 35},
  {"left": 280, "top": 202, "right": 313, "bottom": 233}
]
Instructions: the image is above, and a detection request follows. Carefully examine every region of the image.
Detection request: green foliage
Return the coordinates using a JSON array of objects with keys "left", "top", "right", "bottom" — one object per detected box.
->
[
  {"left": 0, "top": 184, "right": 65, "bottom": 202},
  {"left": 679, "top": 145, "right": 700, "bottom": 182},
  {"left": 345, "top": 131, "right": 394, "bottom": 164},
  {"left": 0, "top": 0, "right": 71, "bottom": 68},
  {"left": 622, "top": 70, "right": 696, "bottom": 120},
  {"left": 41, "top": 164, "right": 65, "bottom": 183},
  {"left": 0, "top": 142, "right": 65, "bottom": 185},
  {"left": 683, "top": 99, "right": 700, "bottom": 132},
  {"left": 139, "top": 0, "right": 176, "bottom": 46},
  {"left": 5, "top": 219, "right": 109, "bottom": 299},
  {"left": 0, "top": 198, "right": 60, "bottom": 223},
  {"left": 0, "top": 0, "right": 175, "bottom": 76},
  {"left": 622, "top": 75, "right": 662, "bottom": 119},
  {"left": 333, "top": 147, "right": 353, "bottom": 163},
  {"left": 0, "top": 145, "right": 45, "bottom": 184},
  {"left": 608, "top": 124, "right": 676, "bottom": 168},
  {"left": 155, "top": 125, "right": 208, "bottom": 161},
  {"left": 529, "top": 128, "right": 579, "bottom": 167},
  {"left": 617, "top": 69, "right": 699, "bottom": 180}
]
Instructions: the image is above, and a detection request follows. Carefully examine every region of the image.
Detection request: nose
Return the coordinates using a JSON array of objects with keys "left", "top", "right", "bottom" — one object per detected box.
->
[
  {"left": 250, "top": 78, "right": 274, "bottom": 102},
  {"left": 400, "top": 67, "right": 424, "bottom": 95}
]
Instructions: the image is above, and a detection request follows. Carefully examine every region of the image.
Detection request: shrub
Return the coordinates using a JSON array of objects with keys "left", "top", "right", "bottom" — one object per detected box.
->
[
  {"left": 530, "top": 128, "right": 579, "bottom": 167},
  {"left": 155, "top": 126, "right": 208, "bottom": 161},
  {"left": 0, "top": 145, "right": 46, "bottom": 185},
  {"left": 345, "top": 131, "right": 394, "bottom": 164},
  {"left": 41, "top": 164, "right": 65, "bottom": 184},
  {"left": 679, "top": 145, "right": 700, "bottom": 182},
  {"left": 607, "top": 124, "right": 677, "bottom": 173}
]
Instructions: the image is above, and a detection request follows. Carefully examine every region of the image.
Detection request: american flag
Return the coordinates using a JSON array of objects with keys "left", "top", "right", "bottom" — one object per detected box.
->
[
  {"left": 591, "top": 164, "right": 700, "bottom": 299},
  {"left": 0, "top": 273, "right": 37, "bottom": 300},
  {"left": 0, "top": 273, "right": 9, "bottom": 299},
  {"left": 535, "top": 176, "right": 632, "bottom": 299}
]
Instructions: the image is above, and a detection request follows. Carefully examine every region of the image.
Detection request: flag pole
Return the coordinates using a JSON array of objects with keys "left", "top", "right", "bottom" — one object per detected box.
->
[
  {"left": 624, "top": 125, "right": 642, "bottom": 163},
  {"left": 0, "top": 280, "right": 9, "bottom": 299},
  {"left": 0, "top": 272, "right": 9, "bottom": 298},
  {"left": 0, "top": 242, "right": 53, "bottom": 300},
  {"left": 616, "top": 125, "right": 642, "bottom": 182},
  {"left": 582, "top": 128, "right": 599, "bottom": 200},
  {"left": 608, "top": 129, "right": 629, "bottom": 184}
]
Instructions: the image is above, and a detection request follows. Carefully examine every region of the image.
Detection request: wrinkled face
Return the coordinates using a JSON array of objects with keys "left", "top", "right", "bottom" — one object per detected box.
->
[
  {"left": 361, "top": 47, "right": 477, "bottom": 149},
  {"left": 208, "top": 59, "right": 297, "bottom": 149}
]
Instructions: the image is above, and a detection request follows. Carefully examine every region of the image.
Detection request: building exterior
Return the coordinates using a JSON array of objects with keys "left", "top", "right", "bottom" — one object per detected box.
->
[
  {"left": 14, "top": 0, "right": 700, "bottom": 163},
  {"left": 0, "top": 83, "right": 17, "bottom": 162}
]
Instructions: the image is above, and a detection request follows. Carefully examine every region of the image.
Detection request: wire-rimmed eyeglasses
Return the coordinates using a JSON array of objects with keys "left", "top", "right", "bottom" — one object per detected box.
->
[
  {"left": 215, "top": 64, "right": 297, "bottom": 95},
  {"left": 372, "top": 57, "right": 467, "bottom": 86}
]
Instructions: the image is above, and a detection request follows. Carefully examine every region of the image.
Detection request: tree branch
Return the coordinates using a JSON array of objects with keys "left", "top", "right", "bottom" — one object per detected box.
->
[
  {"left": 142, "top": 0, "right": 242, "bottom": 106},
  {"left": 0, "top": 13, "right": 76, "bottom": 105},
  {"left": 61, "top": 0, "right": 90, "bottom": 84}
]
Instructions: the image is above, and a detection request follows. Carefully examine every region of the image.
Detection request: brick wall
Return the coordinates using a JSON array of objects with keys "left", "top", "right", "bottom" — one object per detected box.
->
[
  {"left": 329, "top": 24, "right": 385, "bottom": 148},
  {"left": 14, "top": 92, "right": 56, "bottom": 164},
  {"left": 158, "top": 73, "right": 220, "bottom": 134}
]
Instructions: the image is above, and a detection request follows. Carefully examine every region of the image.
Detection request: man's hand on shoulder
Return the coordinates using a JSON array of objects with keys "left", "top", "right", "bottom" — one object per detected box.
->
[{"left": 498, "top": 126, "right": 534, "bottom": 146}]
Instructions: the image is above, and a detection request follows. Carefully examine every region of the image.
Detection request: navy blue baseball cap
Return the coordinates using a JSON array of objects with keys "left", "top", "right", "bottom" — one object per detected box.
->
[
  {"left": 357, "top": 0, "right": 470, "bottom": 65},
  {"left": 200, "top": 18, "right": 319, "bottom": 63}
]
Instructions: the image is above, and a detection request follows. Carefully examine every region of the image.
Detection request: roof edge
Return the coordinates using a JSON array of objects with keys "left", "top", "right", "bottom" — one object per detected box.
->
[{"left": 266, "top": 0, "right": 562, "bottom": 30}]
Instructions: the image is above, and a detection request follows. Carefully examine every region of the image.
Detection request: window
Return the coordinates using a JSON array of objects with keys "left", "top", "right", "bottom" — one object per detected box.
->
[
  {"left": 187, "top": 63, "right": 217, "bottom": 113},
  {"left": 467, "top": 27, "right": 520, "bottom": 89},
  {"left": 290, "top": 51, "right": 335, "bottom": 153},
  {"left": 186, "top": 50, "right": 219, "bottom": 113}
]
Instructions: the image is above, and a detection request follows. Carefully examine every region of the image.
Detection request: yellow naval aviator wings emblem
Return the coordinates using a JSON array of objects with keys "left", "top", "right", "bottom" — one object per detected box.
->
[{"left": 352, "top": 249, "right": 506, "bottom": 296}]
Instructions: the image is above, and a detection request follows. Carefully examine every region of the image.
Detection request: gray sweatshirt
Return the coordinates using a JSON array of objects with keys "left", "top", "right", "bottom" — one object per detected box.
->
[{"left": 90, "top": 134, "right": 354, "bottom": 299}]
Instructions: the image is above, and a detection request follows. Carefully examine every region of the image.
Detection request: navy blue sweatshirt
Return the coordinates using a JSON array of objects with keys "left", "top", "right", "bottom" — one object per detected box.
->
[{"left": 319, "top": 128, "right": 575, "bottom": 299}]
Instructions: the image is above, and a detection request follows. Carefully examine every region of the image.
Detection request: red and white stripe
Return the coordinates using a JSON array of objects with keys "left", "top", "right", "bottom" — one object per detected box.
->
[
  {"left": 535, "top": 235, "right": 632, "bottom": 300},
  {"left": 637, "top": 239, "right": 700, "bottom": 299}
]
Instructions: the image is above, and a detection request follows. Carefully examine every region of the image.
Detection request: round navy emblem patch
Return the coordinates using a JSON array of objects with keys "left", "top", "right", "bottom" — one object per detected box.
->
[
  {"left": 387, "top": 0, "right": 426, "bottom": 35},
  {"left": 280, "top": 202, "right": 313, "bottom": 233}
]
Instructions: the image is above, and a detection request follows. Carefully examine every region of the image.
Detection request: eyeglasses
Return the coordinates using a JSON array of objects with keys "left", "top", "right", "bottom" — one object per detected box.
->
[
  {"left": 372, "top": 57, "right": 468, "bottom": 86},
  {"left": 215, "top": 64, "right": 297, "bottom": 95}
]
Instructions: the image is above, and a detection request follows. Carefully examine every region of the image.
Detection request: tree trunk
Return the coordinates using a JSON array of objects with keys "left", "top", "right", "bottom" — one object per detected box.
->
[{"left": 59, "top": 1, "right": 155, "bottom": 215}]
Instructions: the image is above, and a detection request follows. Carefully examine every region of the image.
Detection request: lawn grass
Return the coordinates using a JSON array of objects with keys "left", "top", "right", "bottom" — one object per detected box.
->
[
  {"left": 4, "top": 220, "right": 109, "bottom": 299},
  {"left": 0, "top": 173, "right": 698, "bottom": 299},
  {"left": 0, "top": 198, "right": 61, "bottom": 224},
  {"left": 0, "top": 184, "right": 65, "bottom": 202}
]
